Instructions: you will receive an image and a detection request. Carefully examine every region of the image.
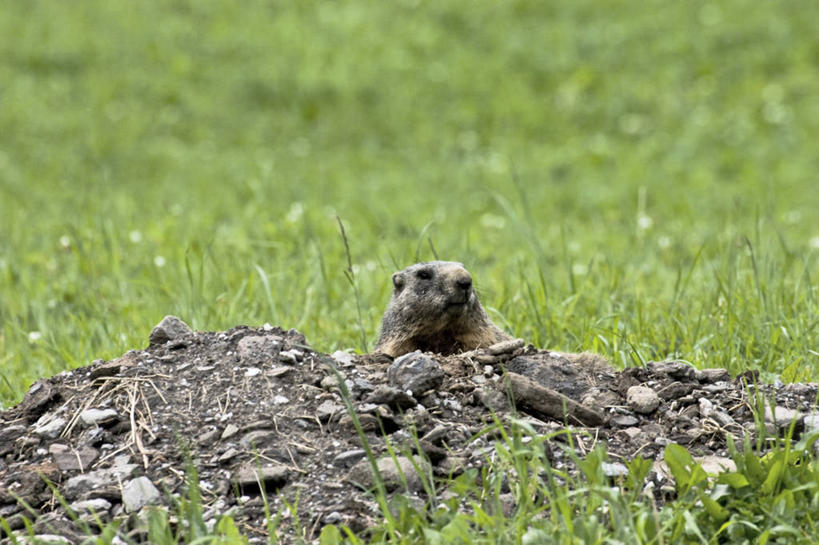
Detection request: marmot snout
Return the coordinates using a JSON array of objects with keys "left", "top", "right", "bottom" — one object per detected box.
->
[{"left": 375, "top": 261, "right": 511, "bottom": 357}]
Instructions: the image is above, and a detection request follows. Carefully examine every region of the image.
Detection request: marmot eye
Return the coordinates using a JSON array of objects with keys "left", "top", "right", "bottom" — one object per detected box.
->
[{"left": 416, "top": 269, "right": 432, "bottom": 280}]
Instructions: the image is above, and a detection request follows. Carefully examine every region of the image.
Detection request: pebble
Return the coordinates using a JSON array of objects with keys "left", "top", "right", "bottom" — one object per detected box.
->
[
  {"left": 69, "top": 498, "right": 112, "bottom": 514},
  {"left": 332, "top": 449, "right": 367, "bottom": 468},
  {"left": 48, "top": 444, "right": 99, "bottom": 471},
  {"left": 626, "top": 386, "right": 660, "bottom": 414},
  {"left": 316, "top": 400, "right": 346, "bottom": 421},
  {"left": 331, "top": 350, "right": 356, "bottom": 367},
  {"left": 232, "top": 463, "right": 289, "bottom": 488},
  {"left": 221, "top": 423, "right": 240, "bottom": 440},
  {"left": 387, "top": 351, "right": 444, "bottom": 396},
  {"left": 122, "top": 476, "right": 161, "bottom": 512},
  {"left": 149, "top": 315, "right": 192, "bottom": 345},
  {"left": 348, "top": 455, "right": 428, "bottom": 492},
  {"left": 33, "top": 416, "right": 67, "bottom": 439},
  {"left": 80, "top": 408, "right": 119, "bottom": 427}
]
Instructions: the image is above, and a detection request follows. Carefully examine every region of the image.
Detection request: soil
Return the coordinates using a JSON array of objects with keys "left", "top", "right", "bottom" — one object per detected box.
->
[{"left": 1, "top": 318, "right": 817, "bottom": 544}]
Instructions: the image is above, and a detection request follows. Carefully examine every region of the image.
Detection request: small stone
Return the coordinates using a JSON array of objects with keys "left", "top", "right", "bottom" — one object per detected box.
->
[
  {"left": 348, "top": 455, "right": 428, "bottom": 492},
  {"left": 365, "top": 385, "right": 417, "bottom": 410},
  {"left": 69, "top": 498, "right": 112, "bottom": 514},
  {"left": 198, "top": 427, "right": 220, "bottom": 444},
  {"left": 611, "top": 415, "right": 639, "bottom": 427},
  {"left": 701, "top": 382, "right": 731, "bottom": 394},
  {"left": 765, "top": 406, "right": 802, "bottom": 427},
  {"left": 149, "top": 315, "right": 192, "bottom": 345},
  {"left": 487, "top": 338, "right": 525, "bottom": 355},
  {"left": 232, "top": 463, "right": 289, "bottom": 489},
  {"left": 649, "top": 361, "right": 696, "bottom": 381},
  {"left": 622, "top": 427, "right": 643, "bottom": 440},
  {"left": 698, "top": 398, "right": 714, "bottom": 418},
  {"left": 602, "top": 462, "right": 629, "bottom": 477},
  {"left": 331, "top": 350, "right": 356, "bottom": 367},
  {"left": 64, "top": 458, "right": 138, "bottom": 499},
  {"left": 695, "top": 455, "right": 736, "bottom": 475},
  {"left": 34, "top": 416, "right": 67, "bottom": 439},
  {"left": 803, "top": 414, "right": 819, "bottom": 432},
  {"left": 80, "top": 408, "right": 119, "bottom": 427},
  {"left": 656, "top": 382, "right": 694, "bottom": 400},
  {"left": 237, "top": 336, "right": 281, "bottom": 365},
  {"left": 245, "top": 367, "right": 261, "bottom": 377},
  {"left": 217, "top": 448, "right": 240, "bottom": 463},
  {"left": 387, "top": 351, "right": 444, "bottom": 396},
  {"left": 332, "top": 449, "right": 367, "bottom": 468},
  {"left": 272, "top": 395, "right": 290, "bottom": 405},
  {"left": 221, "top": 423, "right": 240, "bottom": 440},
  {"left": 49, "top": 444, "right": 99, "bottom": 471},
  {"left": 695, "top": 368, "right": 731, "bottom": 383},
  {"left": 239, "top": 430, "right": 276, "bottom": 449},
  {"left": 25, "top": 535, "right": 70, "bottom": 545},
  {"left": 626, "top": 386, "right": 660, "bottom": 414},
  {"left": 280, "top": 349, "right": 303, "bottom": 364},
  {"left": 316, "top": 400, "right": 346, "bottom": 422},
  {"left": 122, "top": 477, "right": 161, "bottom": 512},
  {"left": 0, "top": 425, "right": 27, "bottom": 455},
  {"left": 473, "top": 388, "right": 509, "bottom": 412}
]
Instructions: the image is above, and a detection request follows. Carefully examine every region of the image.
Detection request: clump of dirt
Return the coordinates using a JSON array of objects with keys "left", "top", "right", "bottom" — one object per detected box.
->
[{"left": 1, "top": 317, "right": 817, "bottom": 543}]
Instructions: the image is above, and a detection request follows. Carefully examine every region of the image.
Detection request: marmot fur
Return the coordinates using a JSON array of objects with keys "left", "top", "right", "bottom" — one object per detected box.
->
[{"left": 375, "top": 261, "right": 511, "bottom": 357}]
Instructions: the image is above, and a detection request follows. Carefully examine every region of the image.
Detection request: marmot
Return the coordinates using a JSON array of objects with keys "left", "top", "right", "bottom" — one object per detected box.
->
[{"left": 375, "top": 261, "right": 511, "bottom": 357}]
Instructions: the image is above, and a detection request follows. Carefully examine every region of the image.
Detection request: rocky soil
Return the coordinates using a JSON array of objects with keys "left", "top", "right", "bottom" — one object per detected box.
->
[{"left": 1, "top": 317, "right": 818, "bottom": 544}]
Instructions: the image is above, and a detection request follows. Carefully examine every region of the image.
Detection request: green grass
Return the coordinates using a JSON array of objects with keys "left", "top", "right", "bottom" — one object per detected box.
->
[{"left": 1, "top": 1, "right": 819, "bottom": 539}]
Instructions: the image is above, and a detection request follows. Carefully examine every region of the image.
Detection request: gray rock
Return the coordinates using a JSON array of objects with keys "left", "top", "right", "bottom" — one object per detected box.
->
[
  {"left": 698, "top": 397, "right": 714, "bottom": 418},
  {"left": 149, "top": 315, "right": 192, "bottom": 345},
  {"left": 332, "top": 449, "right": 367, "bottom": 468},
  {"left": 24, "top": 535, "right": 70, "bottom": 545},
  {"left": 626, "top": 386, "right": 660, "bottom": 414},
  {"left": 387, "top": 351, "right": 444, "bottom": 396},
  {"left": 0, "top": 425, "right": 27, "bottom": 455},
  {"left": 602, "top": 462, "right": 629, "bottom": 477},
  {"left": 80, "top": 408, "right": 119, "bottom": 427},
  {"left": 69, "top": 498, "right": 112, "bottom": 514},
  {"left": 765, "top": 406, "right": 802, "bottom": 428},
  {"left": 279, "top": 349, "right": 303, "bottom": 364},
  {"left": 64, "top": 455, "right": 138, "bottom": 499},
  {"left": 221, "top": 423, "right": 240, "bottom": 440},
  {"left": 239, "top": 430, "right": 277, "bottom": 449},
  {"left": 122, "top": 476, "right": 161, "bottom": 512},
  {"left": 232, "top": 463, "right": 288, "bottom": 489},
  {"left": 33, "top": 416, "right": 67, "bottom": 439},
  {"left": 656, "top": 381, "right": 694, "bottom": 400},
  {"left": 487, "top": 338, "right": 525, "bottom": 355},
  {"left": 348, "top": 455, "right": 428, "bottom": 492},
  {"left": 49, "top": 444, "right": 99, "bottom": 471},
  {"left": 316, "top": 400, "right": 346, "bottom": 422},
  {"left": 695, "top": 368, "right": 731, "bottom": 383},
  {"left": 331, "top": 350, "right": 356, "bottom": 367},
  {"left": 365, "top": 385, "right": 417, "bottom": 410},
  {"left": 611, "top": 415, "right": 639, "bottom": 427},
  {"left": 803, "top": 414, "right": 819, "bottom": 432},
  {"left": 648, "top": 361, "right": 696, "bottom": 381},
  {"left": 237, "top": 335, "right": 282, "bottom": 365}
]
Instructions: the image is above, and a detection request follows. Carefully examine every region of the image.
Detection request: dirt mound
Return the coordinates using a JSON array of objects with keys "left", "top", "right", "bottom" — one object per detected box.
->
[{"left": 1, "top": 317, "right": 817, "bottom": 543}]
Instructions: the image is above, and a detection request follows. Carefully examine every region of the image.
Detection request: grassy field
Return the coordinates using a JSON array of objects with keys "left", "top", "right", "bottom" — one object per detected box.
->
[
  {"left": 2, "top": 0, "right": 819, "bottom": 542},
  {"left": 2, "top": 0, "right": 818, "bottom": 405}
]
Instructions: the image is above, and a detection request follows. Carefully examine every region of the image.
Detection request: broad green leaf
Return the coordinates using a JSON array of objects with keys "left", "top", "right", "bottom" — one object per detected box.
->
[
  {"left": 717, "top": 472, "right": 750, "bottom": 489},
  {"left": 319, "top": 524, "right": 343, "bottom": 545}
]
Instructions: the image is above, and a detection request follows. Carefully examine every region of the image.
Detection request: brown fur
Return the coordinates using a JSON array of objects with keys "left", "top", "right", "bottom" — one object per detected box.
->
[{"left": 375, "top": 261, "right": 511, "bottom": 357}]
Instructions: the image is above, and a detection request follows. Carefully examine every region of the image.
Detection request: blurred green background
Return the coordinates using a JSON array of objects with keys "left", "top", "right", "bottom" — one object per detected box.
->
[{"left": 1, "top": 0, "right": 818, "bottom": 406}]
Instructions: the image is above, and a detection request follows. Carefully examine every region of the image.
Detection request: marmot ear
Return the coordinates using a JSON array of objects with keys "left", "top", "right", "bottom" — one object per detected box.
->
[{"left": 392, "top": 272, "right": 405, "bottom": 291}]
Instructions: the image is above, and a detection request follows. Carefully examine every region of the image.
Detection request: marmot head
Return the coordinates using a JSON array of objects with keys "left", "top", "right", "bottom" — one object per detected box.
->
[{"left": 387, "top": 261, "right": 478, "bottom": 332}]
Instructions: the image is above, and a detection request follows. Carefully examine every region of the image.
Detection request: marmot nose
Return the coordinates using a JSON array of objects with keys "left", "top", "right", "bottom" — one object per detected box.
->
[{"left": 455, "top": 276, "right": 472, "bottom": 291}]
